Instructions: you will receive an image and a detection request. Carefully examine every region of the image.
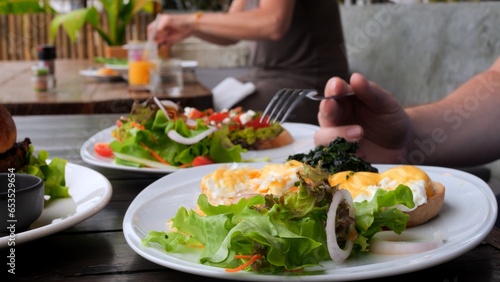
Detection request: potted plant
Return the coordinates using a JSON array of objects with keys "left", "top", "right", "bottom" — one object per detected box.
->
[{"left": 49, "top": 0, "right": 156, "bottom": 58}]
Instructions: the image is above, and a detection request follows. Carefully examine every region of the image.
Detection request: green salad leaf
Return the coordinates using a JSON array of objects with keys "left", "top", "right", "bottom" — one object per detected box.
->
[
  {"left": 353, "top": 184, "right": 414, "bottom": 252},
  {"left": 20, "top": 145, "right": 69, "bottom": 199}
]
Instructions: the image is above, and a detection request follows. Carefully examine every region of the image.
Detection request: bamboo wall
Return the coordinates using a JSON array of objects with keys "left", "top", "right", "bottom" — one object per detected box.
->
[{"left": 0, "top": 12, "right": 156, "bottom": 61}]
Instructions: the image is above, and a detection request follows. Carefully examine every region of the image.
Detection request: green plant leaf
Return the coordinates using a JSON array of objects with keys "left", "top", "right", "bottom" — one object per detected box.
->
[
  {"left": 50, "top": 7, "right": 100, "bottom": 43},
  {"left": 0, "top": 0, "right": 55, "bottom": 14},
  {"left": 133, "top": 0, "right": 154, "bottom": 14},
  {"left": 49, "top": 0, "right": 154, "bottom": 46},
  {"left": 100, "top": 0, "right": 122, "bottom": 45}
]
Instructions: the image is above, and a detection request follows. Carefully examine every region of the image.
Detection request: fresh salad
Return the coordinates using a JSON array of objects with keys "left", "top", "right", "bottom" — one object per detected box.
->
[
  {"left": 94, "top": 98, "right": 283, "bottom": 168},
  {"left": 142, "top": 163, "right": 415, "bottom": 273},
  {"left": 21, "top": 145, "right": 69, "bottom": 199}
]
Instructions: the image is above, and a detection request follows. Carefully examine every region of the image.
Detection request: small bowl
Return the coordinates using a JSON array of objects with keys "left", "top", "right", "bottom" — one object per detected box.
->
[{"left": 0, "top": 173, "right": 44, "bottom": 235}]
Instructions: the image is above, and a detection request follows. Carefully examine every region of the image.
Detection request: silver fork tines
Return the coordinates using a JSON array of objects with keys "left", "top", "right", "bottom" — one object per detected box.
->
[{"left": 260, "top": 89, "right": 354, "bottom": 124}]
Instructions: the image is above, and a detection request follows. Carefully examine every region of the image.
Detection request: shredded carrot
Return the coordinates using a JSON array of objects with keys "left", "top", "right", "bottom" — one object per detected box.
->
[
  {"left": 140, "top": 143, "right": 170, "bottom": 165},
  {"left": 130, "top": 122, "right": 145, "bottom": 130},
  {"left": 225, "top": 254, "right": 262, "bottom": 273},
  {"left": 178, "top": 163, "right": 192, "bottom": 168}
]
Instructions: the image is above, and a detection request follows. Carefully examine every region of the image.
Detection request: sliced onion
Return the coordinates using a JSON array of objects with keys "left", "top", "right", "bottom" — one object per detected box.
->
[
  {"left": 369, "top": 230, "right": 445, "bottom": 255},
  {"left": 185, "top": 118, "right": 198, "bottom": 128},
  {"left": 153, "top": 97, "right": 180, "bottom": 120},
  {"left": 113, "top": 152, "right": 179, "bottom": 170},
  {"left": 153, "top": 96, "right": 170, "bottom": 120},
  {"left": 159, "top": 99, "right": 179, "bottom": 111},
  {"left": 325, "top": 189, "right": 356, "bottom": 263},
  {"left": 167, "top": 126, "right": 217, "bottom": 145}
]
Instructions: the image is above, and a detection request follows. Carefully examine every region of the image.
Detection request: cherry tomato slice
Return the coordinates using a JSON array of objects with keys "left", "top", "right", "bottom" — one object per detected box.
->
[
  {"left": 94, "top": 142, "right": 113, "bottom": 157},
  {"left": 206, "top": 112, "right": 229, "bottom": 124},
  {"left": 192, "top": 156, "right": 215, "bottom": 166},
  {"left": 189, "top": 108, "right": 206, "bottom": 119},
  {"left": 244, "top": 117, "right": 270, "bottom": 130}
]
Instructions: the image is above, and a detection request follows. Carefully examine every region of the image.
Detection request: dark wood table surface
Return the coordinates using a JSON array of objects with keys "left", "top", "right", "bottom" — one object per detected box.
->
[
  {"left": 1, "top": 114, "right": 499, "bottom": 281},
  {"left": 0, "top": 60, "right": 213, "bottom": 115}
]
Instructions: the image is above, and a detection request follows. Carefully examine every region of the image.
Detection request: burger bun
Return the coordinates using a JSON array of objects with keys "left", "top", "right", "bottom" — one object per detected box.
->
[{"left": 0, "top": 105, "right": 17, "bottom": 154}]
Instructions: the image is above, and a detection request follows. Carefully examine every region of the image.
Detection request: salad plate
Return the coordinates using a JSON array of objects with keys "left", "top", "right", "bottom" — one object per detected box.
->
[
  {"left": 123, "top": 163, "right": 497, "bottom": 281},
  {"left": 0, "top": 163, "right": 112, "bottom": 247},
  {"left": 80, "top": 123, "right": 318, "bottom": 173},
  {"left": 79, "top": 69, "right": 122, "bottom": 81}
]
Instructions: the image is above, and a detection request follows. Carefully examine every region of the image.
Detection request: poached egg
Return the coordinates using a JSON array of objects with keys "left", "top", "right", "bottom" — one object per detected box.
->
[
  {"left": 328, "top": 165, "right": 432, "bottom": 212},
  {"left": 200, "top": 160, "right": 303, "bottom": 205}
]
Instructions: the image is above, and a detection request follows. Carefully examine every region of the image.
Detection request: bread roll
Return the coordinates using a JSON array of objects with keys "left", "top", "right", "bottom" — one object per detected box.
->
[
  {"left": 406, "top": 181, "right": 445, "bottom": 227},
  {"left": 0, "top": 105, "right": 16, "bottom": 154},
  {"left": 329, "top": 166, "right": 445, "bottom": 227}
]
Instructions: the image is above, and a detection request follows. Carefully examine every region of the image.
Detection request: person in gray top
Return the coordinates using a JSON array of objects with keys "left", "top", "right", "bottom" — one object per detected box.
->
[{"left": 150, "top": 0, "right": 349, "bottom": 125}]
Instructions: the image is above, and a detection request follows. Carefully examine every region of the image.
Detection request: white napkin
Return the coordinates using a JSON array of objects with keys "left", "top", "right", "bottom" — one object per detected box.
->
[{"left": 212, "top": 77, "right": 256, "bottom": 111}]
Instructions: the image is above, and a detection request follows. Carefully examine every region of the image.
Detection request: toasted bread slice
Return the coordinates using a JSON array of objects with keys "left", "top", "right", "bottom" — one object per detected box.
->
[{"left": 253, "top": 129, "right": 294, "bottom": 150}]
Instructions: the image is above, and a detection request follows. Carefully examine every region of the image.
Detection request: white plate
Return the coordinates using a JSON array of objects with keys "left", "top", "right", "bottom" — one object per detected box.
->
[
  {"left": 123, "top": 164, "right": 497, "bottom": 281},
  {"left": 105, "top": 60, "right": 198, "bottom": 71},
  {"left": 79, "top": 69, "right": 122, "bottom": 80},
  {"left": 0, "top": 163, "right": 112, "bottom": 247},
  {"left": 80, "top": 123, "right": 318, "bottom": 173},
  {"left": 104, "top": 64, "right": 128, "bottom": 71}
]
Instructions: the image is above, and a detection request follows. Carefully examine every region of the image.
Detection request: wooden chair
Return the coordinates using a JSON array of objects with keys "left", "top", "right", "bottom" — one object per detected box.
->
[{"left": 0, "top": 12, "right": 157, "bottom": 61}]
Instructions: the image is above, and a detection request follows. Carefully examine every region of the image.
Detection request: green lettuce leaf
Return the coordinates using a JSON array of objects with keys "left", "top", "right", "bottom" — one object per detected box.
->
[
  {"left": 20, "top": 145, "right": 69, "bottom": 199},
  {"left": 353, "top": 184, "right": 414, "bottom": 251}
]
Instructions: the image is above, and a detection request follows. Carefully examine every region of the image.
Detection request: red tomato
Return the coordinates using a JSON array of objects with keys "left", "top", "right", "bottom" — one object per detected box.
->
[
  {"left": 189, "top": 108, "right": 206, "bottom": 119},
  {"left": 244, "top": 117, "right": 270, "bottom": 130},
  {"left": 192, "top": 156, "right": 215, "bottom": 166},
  {"left": 94, "top": 142, "right": 114, "bottom": 157},
  {"left": 206, "top": 112, "right": 229, "bottom": 124}
]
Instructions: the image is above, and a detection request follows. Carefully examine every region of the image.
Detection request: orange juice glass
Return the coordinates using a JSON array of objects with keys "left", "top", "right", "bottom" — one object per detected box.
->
[
  {"left": 124, "top": 42, "right": 157, "bottom": 90},
  {"left": 128, "top": 61, "right": 154, "bottom": 86}
]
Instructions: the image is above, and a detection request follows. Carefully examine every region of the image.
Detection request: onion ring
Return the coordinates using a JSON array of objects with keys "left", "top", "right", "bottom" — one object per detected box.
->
[
  {"left": 369, "top": 230, "right": 445, "bottom": 255},
  {"left": 167, "top": 126, "right": 217, "bottom": 145},
  {"left": 159, "top": 99, "right": 179, "bottom": 111},
  {"left": 185, "top": 118, "right": 198, "bottom": 128},
  {"left": 325, "top": 189, "right": 356, "bottom": 263},
  {"left": 153, "top": 96, "right": 170, "bottom": 120}
]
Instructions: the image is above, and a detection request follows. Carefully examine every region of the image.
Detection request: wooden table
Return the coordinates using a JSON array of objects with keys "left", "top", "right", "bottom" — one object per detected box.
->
[
  {"left": 3, "top": 114, "right": 500, "bottom": 281},
  {"left": 0, "top": 60, "right": 213, "bottom": 115}
]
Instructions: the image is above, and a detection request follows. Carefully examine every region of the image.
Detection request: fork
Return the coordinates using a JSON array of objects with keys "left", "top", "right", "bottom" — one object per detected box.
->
[{"left": 260, "top": 89, "right": 355, "bottom": 124}]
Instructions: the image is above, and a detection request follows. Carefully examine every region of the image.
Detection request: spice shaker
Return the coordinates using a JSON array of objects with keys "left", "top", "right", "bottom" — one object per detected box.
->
[
  {"left": 37, "top": 45, "right": 56, "bottom": 74},
  {"left": 37, "top": 45, "right": 56, "bottom": 88}
]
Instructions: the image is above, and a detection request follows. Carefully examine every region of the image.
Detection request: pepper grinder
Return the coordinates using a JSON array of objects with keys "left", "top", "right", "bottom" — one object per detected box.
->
[{"left": 37, "top": 45, "right": 56, "bottom": 88}]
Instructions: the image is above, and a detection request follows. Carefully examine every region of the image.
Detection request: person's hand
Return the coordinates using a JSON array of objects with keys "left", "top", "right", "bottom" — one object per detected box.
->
[
  {"left": 148, "top": 14, "right": 194, "bottom": 46},
  {"left": 314, "top": 73, "right": 412, "bottom": 163}
]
